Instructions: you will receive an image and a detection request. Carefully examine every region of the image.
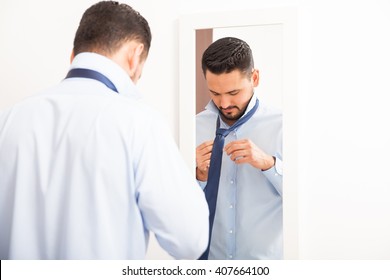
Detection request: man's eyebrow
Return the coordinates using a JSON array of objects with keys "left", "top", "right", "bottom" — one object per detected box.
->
[{"left": 209, "top": 89, "right": 239, "bottom": 95}]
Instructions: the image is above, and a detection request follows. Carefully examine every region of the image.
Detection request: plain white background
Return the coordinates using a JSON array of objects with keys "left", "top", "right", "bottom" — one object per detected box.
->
[{"left": 1, "top": 0, "right": 390, "bottom": 259}]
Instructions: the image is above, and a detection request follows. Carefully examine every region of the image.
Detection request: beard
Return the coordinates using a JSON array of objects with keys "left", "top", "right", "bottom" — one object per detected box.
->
[
  {"left": 219, "top": 106, "right": 244, "bottom": 121},
  {"left": 218, "top": 101, "right": 252, "bottom": 124},
  {"left": 215, "top": 93, "right": 254, "bottom": 124}
]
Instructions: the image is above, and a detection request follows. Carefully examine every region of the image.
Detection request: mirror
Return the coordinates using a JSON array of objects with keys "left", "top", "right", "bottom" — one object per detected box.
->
[{"left": 179, "top": 8, "right": 298, "bottom": 259}]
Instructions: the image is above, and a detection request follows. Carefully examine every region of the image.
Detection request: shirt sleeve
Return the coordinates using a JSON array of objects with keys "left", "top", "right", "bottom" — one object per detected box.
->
[
  {"left": 135, "top": 117, "right": 209, "bottom": 260},
  {"left": 262, "top": 155, "right": 283, "bottom": 196}
]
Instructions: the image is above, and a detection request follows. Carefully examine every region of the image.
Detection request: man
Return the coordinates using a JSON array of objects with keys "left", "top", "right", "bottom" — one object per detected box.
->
[
  {"left": 196, "top": 37, "right": 283, "bottom": 259},
  {"left": 0, "top": 1, "right": 208, "bottom": 259}
]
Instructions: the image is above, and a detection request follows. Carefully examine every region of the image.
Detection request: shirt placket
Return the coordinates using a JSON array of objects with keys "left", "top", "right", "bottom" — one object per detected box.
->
[{"left": 226, "top": 128, "right": 238, "bottom": 259}]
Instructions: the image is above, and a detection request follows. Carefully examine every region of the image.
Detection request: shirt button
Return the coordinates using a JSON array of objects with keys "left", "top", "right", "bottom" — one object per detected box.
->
[
  {"left": 229, "top": 204, "right": 234, "bottom": 209},
  {"left": 229, "top": 229, "right": 233, "bottom": 234},
  {"left": 229, "top": 255, "right": 233, "bottom": 259},
  {"left": 230, "top": 180, "right": 234, "bottom": 184}
]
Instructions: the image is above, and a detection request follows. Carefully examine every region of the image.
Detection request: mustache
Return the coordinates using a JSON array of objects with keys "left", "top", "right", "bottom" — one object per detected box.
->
[{"left": 219, "top": 106, "right": 239, "bottom": 111}]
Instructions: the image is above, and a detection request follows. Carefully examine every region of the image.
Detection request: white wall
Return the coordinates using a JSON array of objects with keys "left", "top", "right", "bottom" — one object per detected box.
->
[{"left": 1, "top": 0, "right": 390, "bottom": 259}]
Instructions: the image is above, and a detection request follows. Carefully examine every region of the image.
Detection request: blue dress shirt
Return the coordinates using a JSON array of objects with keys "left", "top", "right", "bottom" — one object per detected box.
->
[
  {"left": 196, "top": 94, "right": 283, "bottom": 259},
  {"left": 0, "top": 52, "right": 209, "bottom": 259}
]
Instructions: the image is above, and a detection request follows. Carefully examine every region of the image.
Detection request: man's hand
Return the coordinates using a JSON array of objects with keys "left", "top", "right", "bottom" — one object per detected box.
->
[
  {"left": 196, "top": 140, "right": 213, "bottom": 181},
  {"left": 224, "top": 139, "right": 275, "bottom": 171}
]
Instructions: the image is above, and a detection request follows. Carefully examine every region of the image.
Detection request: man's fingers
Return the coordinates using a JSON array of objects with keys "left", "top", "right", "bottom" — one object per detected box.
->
[
  {"left": 203, "top": 160, "right": 210, "bottom": 171},
  {"left": 197, "top": 140, "right": 214, "bottom": 153},
  {"left": 225, "top": 143, "right": 246, "bottom": 155},
  {"left": 198, "top": 140, "right": 214, "bottom": 149},
  {"left": 198, "top": 159, "right": 210, "bottom": 171},
  {"left": 229, "top": 150, "right": 246, "bottom": 161},
  {"left": 225, "top": 139, "right": 252, "bottom": 155}
]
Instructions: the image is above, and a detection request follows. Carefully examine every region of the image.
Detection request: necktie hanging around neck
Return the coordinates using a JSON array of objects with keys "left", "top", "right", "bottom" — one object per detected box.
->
[
  {"left": 65, "top": 68, "right": 118, "bottom": 93},
  {"left": 199, "top": 98, "right": 259, "bottom": 260}
]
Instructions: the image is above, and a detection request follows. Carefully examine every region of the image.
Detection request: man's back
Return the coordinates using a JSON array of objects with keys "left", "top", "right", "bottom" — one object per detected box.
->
[
  {"left": 0, "top": 71, "right": 208, "bottom": 259},
  {"left": 0, "top": 1, "right": 208, "bottom": 260}
]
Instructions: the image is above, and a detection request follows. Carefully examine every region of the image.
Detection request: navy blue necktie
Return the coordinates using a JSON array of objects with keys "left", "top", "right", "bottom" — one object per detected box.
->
[
  {"left": 199, "top": 98, "right": 259, "bottom": 260},
  {"left": 65, "top": 68, "right": 118, "bottom": 93}
]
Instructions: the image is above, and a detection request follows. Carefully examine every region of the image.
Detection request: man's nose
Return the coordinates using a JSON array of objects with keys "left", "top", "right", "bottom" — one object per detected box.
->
[{"left": 220, "top": 95, "right": 231, "bottom": 109}]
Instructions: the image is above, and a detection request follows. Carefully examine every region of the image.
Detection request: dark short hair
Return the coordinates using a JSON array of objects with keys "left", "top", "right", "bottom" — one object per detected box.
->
[
  {"left": 202, "top": 37, "right": 254, "bottom": 77},
  {"left": 73, "top": 1, "right": 151, "bottom": 57}
]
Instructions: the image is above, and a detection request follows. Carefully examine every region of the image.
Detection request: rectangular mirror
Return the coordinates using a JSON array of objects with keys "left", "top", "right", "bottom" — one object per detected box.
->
[{"left": 179, "top": 8, "right": 298, "bottom": 259}]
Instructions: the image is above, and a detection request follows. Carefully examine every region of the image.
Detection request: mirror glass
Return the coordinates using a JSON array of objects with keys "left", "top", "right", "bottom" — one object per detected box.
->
[{"left": 179, "top": 9, "right": 298, "bottom": 259}]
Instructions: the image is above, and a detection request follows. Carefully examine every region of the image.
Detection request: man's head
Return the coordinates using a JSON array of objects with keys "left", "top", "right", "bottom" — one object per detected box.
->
[
  {"left": 202, "top": 37, "right": 259, "bottom": 125},
  {"left": 72, "top": 1, "right": 151, "bottom": 83},
  {"left": 202, "top": 37, "right": 254, "bottom": 77}
]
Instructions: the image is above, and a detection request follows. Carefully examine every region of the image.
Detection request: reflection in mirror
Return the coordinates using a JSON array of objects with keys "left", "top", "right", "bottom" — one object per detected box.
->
[
  {"left": 180, "top": 9, "right": 298, "bottom": 259},
  {"left": 195, "top": 29, "right": 283, "bottom": 260},
  {"left": 196, "top": 25, "right": 283, "bottom": 114}
]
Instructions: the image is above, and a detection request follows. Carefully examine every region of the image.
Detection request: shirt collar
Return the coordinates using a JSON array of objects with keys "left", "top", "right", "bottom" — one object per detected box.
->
[{"left": 69, "top": 52, "right": 142, "bottom": 99}]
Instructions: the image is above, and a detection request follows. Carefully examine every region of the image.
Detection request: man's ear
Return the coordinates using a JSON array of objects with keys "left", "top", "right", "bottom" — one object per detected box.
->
[
  {"left": 135, "top": 43, "right": 144, "bottom": 57},
  {"left": 70, "top": 49, "right": 75, "bottom": 63},
  {"left": 252, "top": 69, "right": 260, "bottom": 87},
  {"left": 129, "top": 43, "right": 144, "bottom": 75}
]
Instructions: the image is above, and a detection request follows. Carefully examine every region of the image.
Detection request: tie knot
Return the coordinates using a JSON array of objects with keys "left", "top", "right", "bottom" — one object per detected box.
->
[{"left": 216, "top": 128, "right": 231, "bottom": 137}]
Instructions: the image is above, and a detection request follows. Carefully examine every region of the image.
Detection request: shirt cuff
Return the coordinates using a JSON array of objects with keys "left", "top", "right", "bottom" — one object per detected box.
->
[
  {"left": 197, "top": 180, "right": 207, "bottom": 190},
  {"left": 262, "top": 156, "right": 283, "bottom": 195}
]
